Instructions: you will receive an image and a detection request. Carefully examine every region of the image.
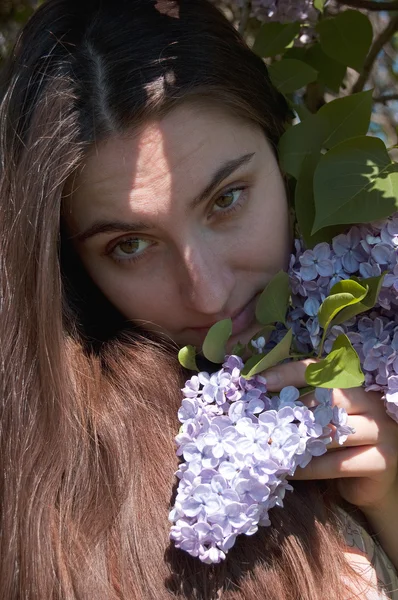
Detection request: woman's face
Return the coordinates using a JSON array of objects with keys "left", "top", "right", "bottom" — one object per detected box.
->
[{"left": 64, "top": 102, "right": 291, "bottom": 348}]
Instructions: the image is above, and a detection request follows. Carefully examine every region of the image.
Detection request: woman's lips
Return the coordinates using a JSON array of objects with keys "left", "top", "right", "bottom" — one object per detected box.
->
[
  {"left": 188, "top": 294, "right": 259, "bottom": 338},
  {"left": 230, "top": 294, "right": 259, "bottom": 336}
]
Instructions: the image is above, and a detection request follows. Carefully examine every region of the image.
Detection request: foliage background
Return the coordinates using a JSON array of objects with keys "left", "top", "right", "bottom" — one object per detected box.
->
[
  {"left": 222, "top": 0, "right": 398, "bottom": 146},
  {"left": 1, "top": 0, "right": 398, "bottom": 146}
]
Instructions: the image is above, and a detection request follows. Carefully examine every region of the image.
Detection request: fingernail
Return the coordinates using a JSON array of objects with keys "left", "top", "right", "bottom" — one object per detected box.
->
[{"left": 264, "top": 370, "right": 281, "bottom": 388}]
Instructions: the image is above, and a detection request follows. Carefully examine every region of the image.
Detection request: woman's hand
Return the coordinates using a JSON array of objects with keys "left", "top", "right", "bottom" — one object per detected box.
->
[{"left": 263, "top": 359, "right": 398, "bottom": 511}]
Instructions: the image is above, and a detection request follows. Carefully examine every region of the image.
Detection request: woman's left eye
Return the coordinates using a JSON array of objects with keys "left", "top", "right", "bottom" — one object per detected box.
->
[{"left": 211, "top": 188, "right": 245, "bottom": 215}]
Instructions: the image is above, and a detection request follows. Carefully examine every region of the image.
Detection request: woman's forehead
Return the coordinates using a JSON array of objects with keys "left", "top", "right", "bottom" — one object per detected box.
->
[{"left": 68, "top": 102, "right": 266, "bottom": 210}]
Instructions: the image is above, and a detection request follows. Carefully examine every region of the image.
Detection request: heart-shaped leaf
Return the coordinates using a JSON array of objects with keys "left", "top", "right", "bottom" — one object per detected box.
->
[
  {"left": 242, "top": 328, "right": 293, "bottom": 378},
  {"left": 294, "top": 152, "right": 344, "bottom": 247},
  {"left": 312, "top": 136, "right": 398, "bottom": 233},
  {"left": 202, "top": 319, "right": 232, "bottom": 364},
  {"left": 255, "top": 271, "right": 290, "bottom": 326},
  {"left": 317, "top": 10, "right": 373, "bottom": 72},
  {"left": 279, "top": 114, "right": 324, "bottom": 179},
  {"left": 268, "top": 59, "right": 318, "bottom": 94},
  {"left": 178, "top": 345, "right": 199, "bottom": 371},
  {"left": 318, "top": 90, "right": 373, "bottom": 150},
  {"left": 253, "top": 21, "right": 300, "bottom": 58},
  {"left": 279, "top": 91, "right": 372, "bottom": 180},
  {"left": 332, "top": 274, "right": 385, "bottom": 325},
  {"left": 305, "top": 334, "right": 364, "bottom": 388},
  {"left": 304, "top": 42, "right": 346, "bottom": 92},
  {"left": 318, "top": 279, "right": 368, "bottom": 331}
]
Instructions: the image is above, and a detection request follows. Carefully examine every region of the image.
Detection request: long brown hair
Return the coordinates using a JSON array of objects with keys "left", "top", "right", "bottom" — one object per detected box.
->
[{"left": 0, "top": 1, "right": 368, "bottom": 598}]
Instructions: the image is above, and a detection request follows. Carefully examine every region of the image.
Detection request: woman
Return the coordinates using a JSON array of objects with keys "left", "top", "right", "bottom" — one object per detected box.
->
[{"left": 0, "top": 0, "right": 397, "bottom": 598}]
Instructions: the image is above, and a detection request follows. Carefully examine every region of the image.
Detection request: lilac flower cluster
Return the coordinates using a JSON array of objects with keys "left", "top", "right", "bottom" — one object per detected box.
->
[
  {"left": 288, "top": 214, "right": 398, "bottom": 421},
  {"left": 169, "top": 356, "right": 352, "bottom": 563},
  {"left": 234, "top": 0, "right": 318, "bottom": 23}
]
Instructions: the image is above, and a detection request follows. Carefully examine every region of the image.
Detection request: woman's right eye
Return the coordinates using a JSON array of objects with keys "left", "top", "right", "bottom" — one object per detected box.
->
[{"left": 108, "top": 237, "right": 153, "bottom": 264}]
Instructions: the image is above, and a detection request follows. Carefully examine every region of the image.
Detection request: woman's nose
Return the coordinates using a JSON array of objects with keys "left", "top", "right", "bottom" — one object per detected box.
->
[{"left": 178, "top": 242, "right": 235, "bottom": 315}]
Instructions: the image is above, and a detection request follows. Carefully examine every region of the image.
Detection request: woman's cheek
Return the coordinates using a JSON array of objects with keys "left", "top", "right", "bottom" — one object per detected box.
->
[{"left": 243, "top": 201, "right": 290, "bottom": 273}]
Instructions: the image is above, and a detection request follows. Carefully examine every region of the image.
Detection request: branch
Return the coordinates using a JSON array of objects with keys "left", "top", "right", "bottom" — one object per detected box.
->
[
  {"left": 352, "top": 14, "right": 398, "bottom": 93},
  {"left": 238, "top": 0, "right": 251, "bottom": 36},
  {"left": 374, "top": 93, "right": 398, "bottom": 103},
  {"left": 335, "top": 0, "right": 398, "bottom": 10}
]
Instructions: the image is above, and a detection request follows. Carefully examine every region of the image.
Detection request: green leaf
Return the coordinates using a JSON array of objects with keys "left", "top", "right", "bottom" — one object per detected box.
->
[
  {"left": 202, "top": 318, "right": 232, "bottom": 364},
  {"left": 251, "top": 326, "right": 276, "bottom": 345},
  {"left": 231, "top": 342, "right": 246, "bottom": 357},
  {"left": 294, "top": 152, "right": 344, "bottom": 247},
  {"left": 283, "top": 47, "right": 307, "bottom": 61},
  {"left": 299, "top": 385, "right": 316, "bottom": 397},
  {"left": 253, "top": 22, "right": 300, "bottom": 58},
  {"left": 317, "top": 10, "right": 373, "bottom": 72},
  {"left": 242, "top": 329, "right": 293, "bottom": 378},
  {"left": 268, "top": 59, "right": 318, "bottom": 94},
  {"left": 305, "top": 334, "right": 364, "bottom": 388},
  {"left": 290, "top": 101, "right": 313, "bottom": 122},
  {"left": 314, "top": 0, "right": 326, "bottom": 12},
  {"left": 332, "top": 274, "right": 385, "bottom": 325},
  {"left": 294, "top": 153, "right": 318, "bottom": 246},
  {"left": 318, "top": 279, "right": 368, "bottom": 330},
  {"left": 279, "top": 91, "right": 372, "bottom": 180},
  {"left": 318, "top": 90, "right": 373, "bottom": 150},
  {"left": 255, "top": 271, "right": 290, "bottom": 326},
  {"left": 279, "top": 114, "right": 324, "bottom": 179},
  {"left": 304, "top": 43, "right": 346, "bottom": 92},
  {"left": 178, "top": 345, "right": 199, "bottom": 371},
  {"left": 312, "top": 136, "right": 398, "bottom": 233}
]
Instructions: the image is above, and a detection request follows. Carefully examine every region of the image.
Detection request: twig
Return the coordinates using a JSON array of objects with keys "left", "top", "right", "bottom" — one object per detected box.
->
[
  {"left": 352, "top": 14, "right": 398, "bottom": 93},
  {"left": 238, "top": 0, "right": 251, "bottom": 36},
  {"left": 335, "top": 0, "right": 398, "bottom": 10},
  {"left": 374, "top": 93, "right": 398, "bottom": 103}
]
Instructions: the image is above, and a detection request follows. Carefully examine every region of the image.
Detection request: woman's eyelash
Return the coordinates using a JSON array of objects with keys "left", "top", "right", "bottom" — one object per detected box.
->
[
  {"left": 106, "top": 237, "right": 153, "bottom": 265},
  {"left": 210, "top": 186, "right": 249, "bottom": 217},
  {"left": 105, "top": 186, "right": 249, "bottom": 265}
]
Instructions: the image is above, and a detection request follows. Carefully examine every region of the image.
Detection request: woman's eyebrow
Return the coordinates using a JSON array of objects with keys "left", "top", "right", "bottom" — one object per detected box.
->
[
  {"left": 74, "top": 152, "right": 256, "bottom": 243},
  {"left": 190, "top": 152, "right": 255, "bottom": 209},
  {"left": 74, "top": 220, "right": 151, "bottom": 243}
]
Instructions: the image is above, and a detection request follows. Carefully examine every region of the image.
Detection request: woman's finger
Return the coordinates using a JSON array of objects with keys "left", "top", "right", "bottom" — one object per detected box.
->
[
  {"left": 262, "top": 359, "right": 316, "bottom": 391},
  {"left": 327, "top": 414, "right": 381, "bottom": 449},
  {"left": 261, "top": 355, "right": 385, "bottom": 415},
  {"left": 299, "top": 388, "right": 385, "bottom": 416},
  {"left": 291, "top": 445, "right": 394, "bottom": 481}
]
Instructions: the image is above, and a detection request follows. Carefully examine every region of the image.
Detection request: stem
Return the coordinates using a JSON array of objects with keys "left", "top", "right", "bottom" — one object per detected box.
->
[
  {"left": 352, "top": 14, "right": 398, "bottom": 94},
  {"left": 335, "top": 0, "right": 398, "bottom": 9},
  {"left": 374, "top": 93, "right": 398, "bottom": 104},
  {"left": 299, "top": 385, "right": 315, "bottom": 397},
  {"left": 238, "top": 0, "right": 251, "bottom": 36}
]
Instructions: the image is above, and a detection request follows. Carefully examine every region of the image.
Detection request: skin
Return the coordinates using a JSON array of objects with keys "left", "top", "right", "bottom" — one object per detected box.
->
[
  {"left": 65, "top": 103, "right": 291, "bottom": 349},
  {"left": 266, "top": 360, "right": 398, "bottom": 569},
  {"left": 64, "top": 101, "right": 398, "bottom": 568}
]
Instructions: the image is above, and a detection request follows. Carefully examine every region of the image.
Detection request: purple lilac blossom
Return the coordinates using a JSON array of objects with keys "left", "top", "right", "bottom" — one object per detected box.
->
[
  {"left": 287, "top": 212, "right": 398, "bottom": 422},
  {"left": 170, "top": 357, "right": 352, "bottom": 563},
  {"left": 232, "top": 0, "right": 318, "bottom": 23}
]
